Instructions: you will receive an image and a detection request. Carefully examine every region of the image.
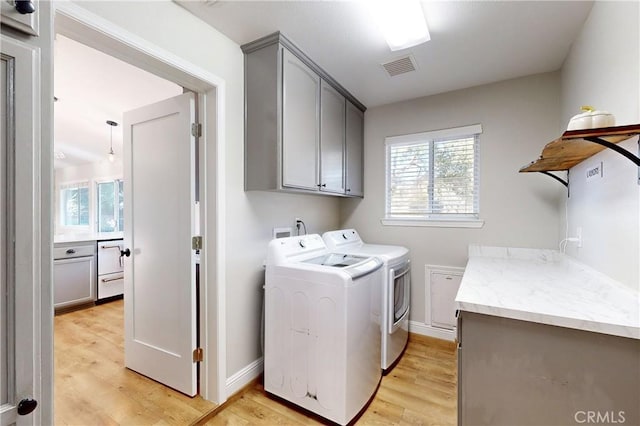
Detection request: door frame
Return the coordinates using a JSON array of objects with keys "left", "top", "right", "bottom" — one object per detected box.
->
[{"left": 53, "top": 3, "right": 227, "bottom": 404}]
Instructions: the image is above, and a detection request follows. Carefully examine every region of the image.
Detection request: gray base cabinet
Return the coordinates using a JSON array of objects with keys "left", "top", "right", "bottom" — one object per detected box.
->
[
  {"left": 53, "top": 242, "right": 97, "bottom": 310},
  {"left": 242, "top": 32, "right": 365, "bottom": 197},
  {"left": 457, "top": 311, "right": 639, "bottom": 426}
]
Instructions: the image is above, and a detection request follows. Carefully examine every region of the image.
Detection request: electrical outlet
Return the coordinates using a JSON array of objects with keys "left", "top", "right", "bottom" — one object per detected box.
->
[{"left": 576, "top": 227, "right": 582, "bottom": 248}]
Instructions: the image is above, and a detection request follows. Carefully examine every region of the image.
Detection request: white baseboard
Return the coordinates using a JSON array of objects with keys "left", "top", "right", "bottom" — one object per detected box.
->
[
  {"left": 225, "top": 357, "right": 263, "bottom": 398},
  {"left": 409, "top": 320, "right": 456, "bottom": 342}
]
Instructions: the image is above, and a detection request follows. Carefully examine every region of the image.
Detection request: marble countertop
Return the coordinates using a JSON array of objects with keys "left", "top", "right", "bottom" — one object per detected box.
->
[
  {"left": 54, "top": 232, "right": 124, "bottom": 244},
  {"left": 455, "top": 245, "right": 640, "bottom": 339}
]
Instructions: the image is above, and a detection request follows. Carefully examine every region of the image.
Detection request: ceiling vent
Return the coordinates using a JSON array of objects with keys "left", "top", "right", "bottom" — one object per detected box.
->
[{"left": 381, "top": 55, "right": 417, "bottom": 77}]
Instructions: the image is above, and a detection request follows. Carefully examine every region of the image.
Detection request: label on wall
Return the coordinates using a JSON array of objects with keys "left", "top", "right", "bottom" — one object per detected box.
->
[{"left": 586, "top": 162, "right": 603, "bottom": 181}]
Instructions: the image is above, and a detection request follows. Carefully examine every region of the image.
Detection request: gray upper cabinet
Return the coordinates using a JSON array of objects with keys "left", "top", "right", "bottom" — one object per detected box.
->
[
  {"left": 243, "top": 32, "right": 365, "bottom": 197},
  {"left": 345, "top": 101, "right": 364, "bottom": 197},
  {"left": 319, "top": 80, "right": 345, "bottom": 194},
  {"left": 282, "top": 49, "right": 320, "bottom": 191},
  {"left": 1, "top": 0, "right": 39, "bottom": 36}
]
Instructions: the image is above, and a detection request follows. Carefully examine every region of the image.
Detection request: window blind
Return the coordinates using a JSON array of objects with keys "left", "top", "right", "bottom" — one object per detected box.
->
[{"left": 385, "top": 126, "right": 480, "bottom": 220}]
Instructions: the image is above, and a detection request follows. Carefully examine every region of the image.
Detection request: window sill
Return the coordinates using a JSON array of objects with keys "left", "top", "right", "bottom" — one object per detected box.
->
[{"left": 381, "top": 218, "right": 485, "bottom": 229}]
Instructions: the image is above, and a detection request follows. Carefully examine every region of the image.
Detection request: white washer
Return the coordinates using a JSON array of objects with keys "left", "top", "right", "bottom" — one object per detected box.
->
[
  {"left": 323, "top": 229, "right": 410, "bottom": 373},
  {"left": 265, "top": 234, "right": 383, "bottom": 425}
]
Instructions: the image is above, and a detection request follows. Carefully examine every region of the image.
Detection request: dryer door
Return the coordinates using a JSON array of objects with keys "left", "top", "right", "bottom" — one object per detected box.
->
[{"left": 389, "top": 261, "right": 410, "bottom": 334}]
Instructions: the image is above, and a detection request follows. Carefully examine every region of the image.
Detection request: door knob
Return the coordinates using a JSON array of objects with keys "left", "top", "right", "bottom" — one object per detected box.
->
[
  {"left": 15, "top": 0, "right": 36, "bottom": 14},
  {"left": 120, "top": 248, "right": 131, "bottom": 257},
  {"left": 17, "top": 398, "right": 37, "bottom": 415}
]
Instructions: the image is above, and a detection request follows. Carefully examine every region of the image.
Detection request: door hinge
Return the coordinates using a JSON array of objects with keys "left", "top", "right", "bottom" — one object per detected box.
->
[
  {"left": 193, "top": 347, "right": 204, "bottom": 363},
  {"left": 191, "top": 123, "right": 202, "bottom": 138},
  {"left": 192, "top": 236, "right": 203, "bottom": 250}
]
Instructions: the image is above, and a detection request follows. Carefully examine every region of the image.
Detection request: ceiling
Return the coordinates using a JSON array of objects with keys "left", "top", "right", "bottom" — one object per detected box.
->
[
  {"left": 177, "top": 0, "right": 593, "bottom": 108},
  {"left": 55, "top": 1, "right": 594, "bottom": 170},
  {"left": 54, "top": 34, "right": 183, "bottom": 169}
]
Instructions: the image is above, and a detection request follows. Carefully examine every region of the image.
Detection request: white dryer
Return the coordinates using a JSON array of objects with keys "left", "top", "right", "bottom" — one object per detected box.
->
[
  {"left": 265, "top": 234, "right": 383, "bottom": 425},
  {"left": 323, "top": 229, "right": 410, "bottom": 373}
]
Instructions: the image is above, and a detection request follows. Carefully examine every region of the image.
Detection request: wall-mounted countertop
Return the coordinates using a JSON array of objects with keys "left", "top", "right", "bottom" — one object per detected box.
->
[
  {"left": 455, "top": 245, "right": 639, "bottom": 339},
  {"left": 54, "top": 232, "right": 124, "bottom": 244}
]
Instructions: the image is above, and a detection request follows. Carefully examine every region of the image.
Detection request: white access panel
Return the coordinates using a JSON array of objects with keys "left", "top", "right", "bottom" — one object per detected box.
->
[{"left": 426, "top": 266, "right": 464, "bottom": 330}]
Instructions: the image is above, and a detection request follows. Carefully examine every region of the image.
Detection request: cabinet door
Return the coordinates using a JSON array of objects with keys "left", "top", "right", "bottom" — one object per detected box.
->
[
  {"left": 1, "top": 0, "right": 39, "bottom": 36},
  {"left": 319, "top": 80, "right": 345, "bottom": 194},
  {"left": 345, "top": 101, "right": 364, "bottom": 197},
  {"left": 2, "top": 33, "right": 46, "bottom": 425},
  {"left": 281, "top": 48, "right": 319, "bottom": 190},
  {"left": 53, "top": 256, "right": 96, "bottom": 309}
]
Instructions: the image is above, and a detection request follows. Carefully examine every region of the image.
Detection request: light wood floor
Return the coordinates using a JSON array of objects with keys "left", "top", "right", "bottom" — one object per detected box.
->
[
  {"left": 200, "top": 334, "right": 458, "bottom": 425},
  {"left": 54, "top": 299, "right": 217, "bottom": 425},
  {"left": 56, "top": 300, "right": 457, "bottom": 425}
]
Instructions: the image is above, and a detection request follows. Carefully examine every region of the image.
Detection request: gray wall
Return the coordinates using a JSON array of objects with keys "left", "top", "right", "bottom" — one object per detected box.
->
[
  {"left": 341, "top": 72, "right": 564, "bottom": 323},
  {"left": 560, "top": 1, "right": 640, "bottom": 290}
]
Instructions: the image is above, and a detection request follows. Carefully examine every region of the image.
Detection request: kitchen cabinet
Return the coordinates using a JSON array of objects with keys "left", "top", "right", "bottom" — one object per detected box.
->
[
  {"left": 281, "top": 48, "right": 320, "bottom": 190},
  {"left": 1, "top": 0, "right": 39, "bottom": 36},
  {"left": 456, "top": 246, "right": 640, "bottom": 426},
  {"left": 320, "top": 80, "right": 345, "bottom": 194},
  {"left": 457, "top": 311, "right": 639, "bottom": 426},
  {"left": 53, "top": 241, "right": 96, "bottom": 310},
  {"left": 345, "top": 101, "right": 364, "bottom": 197},
  {"left": 243, "top": 32, "right": 365, "bottom": 197}
]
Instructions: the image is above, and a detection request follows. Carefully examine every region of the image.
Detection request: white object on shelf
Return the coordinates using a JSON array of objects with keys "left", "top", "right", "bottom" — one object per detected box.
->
[{"left": 567, "top": 106, "right": 616, "bottom": 130}]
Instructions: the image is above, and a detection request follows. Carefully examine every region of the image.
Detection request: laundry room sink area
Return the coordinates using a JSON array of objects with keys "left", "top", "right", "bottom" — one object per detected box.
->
[{"left": 455, "top": 245, "right": 640, "bottom": 425}]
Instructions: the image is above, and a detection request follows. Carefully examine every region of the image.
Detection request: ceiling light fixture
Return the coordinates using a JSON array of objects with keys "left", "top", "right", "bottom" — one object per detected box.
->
[
  {"left": 370, "top": 0, "right": 430, "bottom": 51},
  {"left": 106, "top": 120, "right": 118, "bottom": 163}
]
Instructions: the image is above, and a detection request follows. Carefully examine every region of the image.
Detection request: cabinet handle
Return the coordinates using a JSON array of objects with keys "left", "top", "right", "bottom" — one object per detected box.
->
[
  {"left": 321, "top": 183, "right": 326, "bottom": 187},
  {"left": 65, "top": 249, "right": 76, "bottom": 255},
  {"left": 15, "top": 0, "right": 36, "bottom": 14},
  {"left": 101, "top": 244, "right": 121, "bottom": 250},
  {"left": 346, "top": 188, "right": 351, "bottom": 192},
  {"left": 17, "top": 398, "right": 37, "bottom": 415},
  {"left": 102, "top": 276, "right": 124, "bottom": 283}
]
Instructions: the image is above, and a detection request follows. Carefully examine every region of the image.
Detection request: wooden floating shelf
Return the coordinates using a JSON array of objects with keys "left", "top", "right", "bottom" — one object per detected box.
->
[{"left": 520, "top": 124, "right": 640, "bottom": 173}]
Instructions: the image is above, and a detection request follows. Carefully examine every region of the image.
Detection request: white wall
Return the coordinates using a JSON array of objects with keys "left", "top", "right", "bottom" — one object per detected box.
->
[
  {"left": 70, "top": 1, "right": 341, "bottom": 388},
  {"left": 341, "top": 72, "right": 564, "bottom": 324},
  {"left": 560, "top": 1, "right": 640, "bottom": 290},
  {"left": 54, "top": 160, "right": 123, "bottom": 235}
]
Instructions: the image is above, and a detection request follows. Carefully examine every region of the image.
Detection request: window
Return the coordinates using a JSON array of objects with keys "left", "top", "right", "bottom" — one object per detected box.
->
[
  {"left": 97, "top": 179, "right": 124, "bottom": 232},
  {"left": 384, "top": 124, "right": 482, "bottom": 227},
  {"left": 60, "top": 182, "right": 90, "bottom": 227}
]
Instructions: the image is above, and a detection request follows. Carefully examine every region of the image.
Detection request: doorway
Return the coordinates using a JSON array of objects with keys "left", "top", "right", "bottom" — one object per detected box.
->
[{"left": 53, "top": 2, "right": 226, "bottom": 420}]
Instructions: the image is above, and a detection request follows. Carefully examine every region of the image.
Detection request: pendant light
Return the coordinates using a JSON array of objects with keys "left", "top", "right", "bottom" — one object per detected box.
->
[{"left": 106, "top": 120, "right": 118, "bottom": 163}]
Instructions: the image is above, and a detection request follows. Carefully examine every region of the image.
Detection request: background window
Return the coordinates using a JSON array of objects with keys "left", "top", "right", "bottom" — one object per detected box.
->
[
  {"left": 97, "top": 179, "right": 124, "bottom": 232},
  {"left": 385, "top": 124, "right": 481, "bottom": 221},
  {"left": 60, "top": 182, "right": 89, "bottom": 227}
]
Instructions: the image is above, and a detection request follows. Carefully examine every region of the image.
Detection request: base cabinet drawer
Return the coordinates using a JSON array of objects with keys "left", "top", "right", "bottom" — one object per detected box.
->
[{"left": 98, "top": 272, "right": 124, "bottom": 300}]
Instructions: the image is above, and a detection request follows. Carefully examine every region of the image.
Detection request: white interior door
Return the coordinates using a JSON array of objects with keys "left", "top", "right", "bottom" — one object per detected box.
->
[
  {"left": 1, "top": 35, "right": 43, "bottom": 425},
  {"left": 123, "top": 92, "right": 198, "bottom": 396}
]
